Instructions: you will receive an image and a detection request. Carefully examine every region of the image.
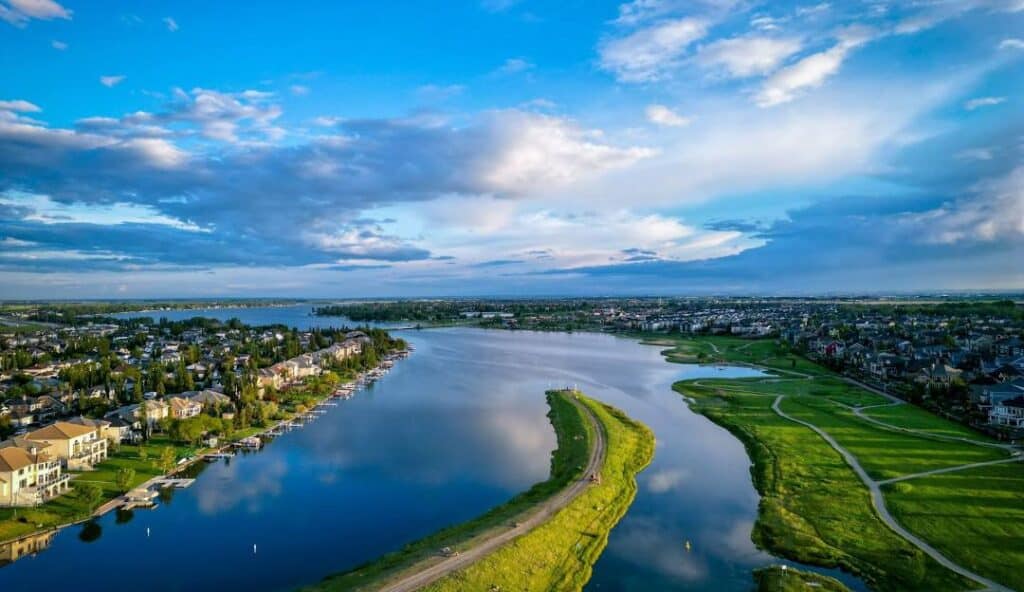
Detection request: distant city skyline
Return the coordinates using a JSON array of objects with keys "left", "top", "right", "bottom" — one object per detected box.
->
[{"left": 1, "top": 0, "right": 1022, "bottom": 298}]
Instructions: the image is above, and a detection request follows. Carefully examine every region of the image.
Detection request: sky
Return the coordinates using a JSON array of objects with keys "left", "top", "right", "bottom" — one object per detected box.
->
[{"left": 0, "top": 0, "right": 1022, "bottom": 298}]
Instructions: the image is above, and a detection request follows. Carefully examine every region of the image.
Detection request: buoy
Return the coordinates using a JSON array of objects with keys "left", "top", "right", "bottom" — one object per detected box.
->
[
  {"left": 684, "top": 540, "right": 691, "bottom": 552},
  {"left": 146, "top": 527, "right": 150, "bottom": 538},
  {"left": 253, "top": 544, "right": 257, "bottom": 554}
]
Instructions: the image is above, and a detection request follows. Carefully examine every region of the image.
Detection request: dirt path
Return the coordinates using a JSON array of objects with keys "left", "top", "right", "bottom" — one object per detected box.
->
[
  {"left": 771, "top": 395, "right": 1013, "bottom": 592},
  {"left": 377, "top": 395, "right": 606, "bottom": 592}
]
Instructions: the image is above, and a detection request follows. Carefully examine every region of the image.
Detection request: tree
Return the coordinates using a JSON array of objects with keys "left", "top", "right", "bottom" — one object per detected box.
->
[
  {"left": 115, "top": 467, "right": 135, "bottom": 493},
  {"left": 159, "top": 446, "right": 177, "bottom": 474},
  {"left": 77, "top": 482, "right": 103, "bottom": 514}
]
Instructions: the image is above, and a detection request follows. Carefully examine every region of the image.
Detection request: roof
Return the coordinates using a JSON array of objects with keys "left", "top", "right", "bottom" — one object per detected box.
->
[
  {"left": 0, "top": 446, "right": 48, "bottom": 472},
  {"left": 66, "top": 416, "right": 110, "bottom": 429},
  {"left": 26, "top": 421, "right": 97, "bottom": 441}
]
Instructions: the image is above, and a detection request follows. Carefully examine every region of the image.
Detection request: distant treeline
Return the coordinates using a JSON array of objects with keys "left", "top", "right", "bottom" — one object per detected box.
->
[{"left": 843, "top": 300, "right": 1023, "bottom": 321}]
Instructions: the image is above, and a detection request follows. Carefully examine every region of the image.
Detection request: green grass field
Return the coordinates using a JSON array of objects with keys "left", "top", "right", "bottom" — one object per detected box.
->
[
  {"left": 306, "top": 390, "right": 626, "bottom": 592},
  {"left": 678, "top": 381, "right": 974, "bottom": 591},
  {"left": 656, "top": 333, "right": 1024, "bottom": 591},
  {"left": 884, "top": 461, "right": 1024, "bottom": 591},
  {"left": 423, "top": 394, "right": 654, "bottom": 592},
  {"left": 862, "top": 403, "right": 998, "bottom": 443}
]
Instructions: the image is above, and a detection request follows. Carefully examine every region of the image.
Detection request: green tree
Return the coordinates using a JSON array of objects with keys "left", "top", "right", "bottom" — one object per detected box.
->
[
  {"left": 115, "top": 467, "right": 135, "bottom": 493},
  {"left": 159, "top": 446, "right": 176, "bottom": 474},
  {"left": 77, "top": 482, "right": 103, "bottom": 514}
]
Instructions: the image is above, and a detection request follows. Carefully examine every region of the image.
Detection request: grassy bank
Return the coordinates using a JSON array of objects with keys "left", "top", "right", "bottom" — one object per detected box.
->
[
  {"left": 754, "top": 565, "right": 851, "bottom": 592},
  {"left": 306, "top": 390, "right": 594, "bottom": 591},
  {"left": 659, "top": 334, "right": 1001, "bottom": 591},
  {"left": 422, "top": 394, "right": 654, "bottom": 592}
]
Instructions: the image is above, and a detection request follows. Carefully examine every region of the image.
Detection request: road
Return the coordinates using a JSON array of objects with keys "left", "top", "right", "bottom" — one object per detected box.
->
[
  {"left": 377, "top": 394, "right": 607, "bottom": 592},
  {"left": 771, "top": 395, "right": 1013, "bottom": 592}
]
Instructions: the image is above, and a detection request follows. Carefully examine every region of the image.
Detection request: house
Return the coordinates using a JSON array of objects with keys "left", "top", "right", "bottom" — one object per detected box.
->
[
  {"left": 183, "top": 389, "right": 232, "bottom": 410},
  {"left": 257, "top": 368, "right": 282, "bottom": 390},
  {"left": 168, "top": 396, "right": 202, "bottom": 419},
  {"left": 0, "top": 444, "right": 68, "bottom": 506},
  {"left": 65, "top": 416, "right": 115, "bottom": 443},
  {"left": 114, "top": 400, "right": 170, "bottom": 430},
  {"left": 24, "top": 421, "right": 108, "bottom": 470},
  {"left": 989, "top": 396, "right": 1024, "bottom": 431}
]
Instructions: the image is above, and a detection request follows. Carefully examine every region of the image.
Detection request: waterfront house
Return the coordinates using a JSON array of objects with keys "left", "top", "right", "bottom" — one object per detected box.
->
[
  {"left": 24, "top": 421, "right": 108, "bottom": 470},
  {"left": 65, "top": 416, "right": 114, "bottom": 443},
  {"left": 115, "top": 400, "right": 170, "bottom": 430},
  {"left": 168, "top": 396, "right": 202, "bottom": 419},
  {"left": 989, "top": 396, "right": 1024, "bottom": 432},
  {"left": 183, "top": 389, "right": 232, "bottom": 410},
  {"left": 0, "top": 444, "right": 68, "bottom": 507}
]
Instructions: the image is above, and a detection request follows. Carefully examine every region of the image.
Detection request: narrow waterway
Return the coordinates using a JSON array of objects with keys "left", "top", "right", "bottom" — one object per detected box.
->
[{"left": 0, "top": 306, "right": 865, "bottom": 590}]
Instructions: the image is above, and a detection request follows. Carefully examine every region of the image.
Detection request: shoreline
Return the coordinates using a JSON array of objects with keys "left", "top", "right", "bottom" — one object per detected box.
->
[{"left": 0, "top": 349, "right": 408, "bottom": 548}]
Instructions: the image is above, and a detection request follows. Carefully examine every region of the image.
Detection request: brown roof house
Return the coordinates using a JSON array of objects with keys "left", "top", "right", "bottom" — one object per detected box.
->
[
  {"left": 24, "top": 421, "right": 108, "bottom": 471},
  {"left": 0, "top": 441, "right": 69, "bottom": 506}
]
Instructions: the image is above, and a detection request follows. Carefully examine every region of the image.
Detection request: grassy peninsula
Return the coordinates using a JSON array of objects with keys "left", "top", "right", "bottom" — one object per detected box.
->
[
  {"left": 308, "top": 391, "right": 654, "bottom": 592},
  {"left": 658, "top": 335, "right": 1023, "bottom": 591}
]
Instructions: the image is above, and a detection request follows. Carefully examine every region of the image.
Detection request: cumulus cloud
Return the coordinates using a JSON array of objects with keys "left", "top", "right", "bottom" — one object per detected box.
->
[
  {"left": 1001, "top": 38, "right": 1024, "bottom": 50},
  {"left": 906, "top": 166, "right": 1024, "bottom": 245},
  {"left": 0, "top": 99, "right": 40, "bottom": 112},
  {"left": 697, "top": 35, "right": 802, "bottom": 78},
  {"left": 163, "top": 16, "right": 178, "bottom": 32},
  {"left": 645, "top": 104, "right": 690, "bottom": 127},
  {"left": 51, "top": 39, "right": 67, "bottom": 50},
  {"left": 0, "top": 0, "right": 71, "bottom": 26},
  {"left": 599, "top": 18, "right": 708, "bottom": 82}
]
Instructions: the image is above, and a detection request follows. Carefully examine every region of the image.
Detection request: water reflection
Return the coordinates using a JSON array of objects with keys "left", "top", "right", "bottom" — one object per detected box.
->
[
  {"left": 78, "top": 521, "right": 102, "bottom": 543},
  {"left": 0, "top": 326, "right": 866, "bottom": 591},
  {"left": 0, "top": 531, "right": 55, "bottom": 567}
]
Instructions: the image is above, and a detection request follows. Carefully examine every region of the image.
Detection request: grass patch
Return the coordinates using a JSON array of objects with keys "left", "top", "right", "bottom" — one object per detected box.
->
[
  {"left": 862, "top": 404, "right": 998, "bottom": 444},
  {"left": 779, "top": 396, "right": 1008, "bottom": 481},
  {"left": 305, "top": 389, "right": 608, "bottom": 591},
  {"left": 678, "top": 380, "right": 975, "bottom": 591},
  {"left": 754, "top": 565, "right": 851, "bottom": 592},
  {"left": 883, "top": 461, "right": 1024, "bottom": 591},
  {"left": 422, "top": 394, "right": 654, "bottom": 592}
]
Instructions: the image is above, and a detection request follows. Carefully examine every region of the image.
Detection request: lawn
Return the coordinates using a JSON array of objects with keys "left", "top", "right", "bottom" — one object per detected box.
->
[
  {"left": 306, "top": 390, "right": 604, "bottom": 592},
  {"left": 423, "top": 394, "right": 654, "bottom": 592},
  {"left": 884, "top": 461, "right": 1024, "bottom": 592},
  {"left": 862, "top": 404, "right": 998, "bottom": 444},
  {"left": 779, "top": 396, "right": 1009, "bottom": 481},
  {"left": 678, "top": 380, "right": 975, "bottom": 591},
  {"left": 754, "top": 565, "right": 851, "bottom": 592}
]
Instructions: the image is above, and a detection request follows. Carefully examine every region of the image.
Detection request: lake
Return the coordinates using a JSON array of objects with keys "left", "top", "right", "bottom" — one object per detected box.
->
[{"left": 1, "top": 306, "right": 864, "bottom": 591}]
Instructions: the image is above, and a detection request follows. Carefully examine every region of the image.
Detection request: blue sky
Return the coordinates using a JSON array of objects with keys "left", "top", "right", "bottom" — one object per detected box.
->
[{"left": 1, "top": 0, "right": 1022, "bottom": 298}]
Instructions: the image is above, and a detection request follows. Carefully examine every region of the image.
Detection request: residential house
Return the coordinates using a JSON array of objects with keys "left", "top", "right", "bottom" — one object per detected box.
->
[
  {"left": 168, "top": 396, "right": 202, "bottom": 419},
  {"left": 24, "top": 421, "right": 108, "bottom": 470},
  {"left": 0, "top": 444, "right": 68, "bottom": 506},
  {"left": 989, "top": 396, "right": 1024, "bottom": 432}
]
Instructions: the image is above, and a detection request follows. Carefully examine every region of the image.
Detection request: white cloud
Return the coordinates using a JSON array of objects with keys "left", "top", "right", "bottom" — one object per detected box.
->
[
  {"left": 51, "top": 39, "right": 67, "bottom": 50},
  {"left": 755, "top": 31, "right": 871, "bottom": 107},
  {"left": 999, "top": 38, "right": 1024, "bottom": 50},
  {"left": 697, "top": 35, "right": 803, "bottom": 78},
  {"left": 955, "top": 147, "right": 993, "bottom": 161},
  {"left": 479, "top": 111, "right": 656, "bottom": 193},
  {"left": 163, "top": 16, "right": 178, "bottom": 32},
  {"left": 645, "top": 104, "right": 690, "bottom": 127},
  {"left": 0, "top": 99, "right": 41, "bottom": 112},
  {"left": 964, "top": 96, "right": 1006, "bottom": 110},
  {"left": 494, "top": 57, "right": 534, "bottom": 75},
  {"left": 0, "top": 0, "right": 71, "bottom": 26},
  {"left": 289, "top": 84, "right": 310, "bottom": 96},
  {"left": 599, "top": 18, "right": 708, "bottom": 82},
  {"left": 908, "top": 167, "right": 1024, "bottom": 245},
  {"left": 100, "top": 75, "right": 127, "bottom": 88}
]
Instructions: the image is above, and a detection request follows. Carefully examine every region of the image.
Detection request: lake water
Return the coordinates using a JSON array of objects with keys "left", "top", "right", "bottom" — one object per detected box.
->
[{"left": 1, "top": 306, "right": 865, "bottom": 591}]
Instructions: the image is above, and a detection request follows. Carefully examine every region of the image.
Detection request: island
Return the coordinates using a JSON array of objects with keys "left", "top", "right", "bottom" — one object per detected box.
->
[{"left": 307, "top": 389, "right": 654, "bottom": 592}]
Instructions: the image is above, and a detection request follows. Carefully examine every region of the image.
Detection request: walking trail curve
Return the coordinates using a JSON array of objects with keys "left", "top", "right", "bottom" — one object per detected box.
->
[
  {"left": 377, "top": 395, "right": 607, "bottom": 592},
  {"left": 771, "top": 395, "right": 1015, "bottom": 592}
]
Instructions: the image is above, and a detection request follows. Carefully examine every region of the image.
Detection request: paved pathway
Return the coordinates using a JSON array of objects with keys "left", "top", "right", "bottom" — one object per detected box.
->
[
  {"left": 377, "top": 395, "right": 606, "bottom": 592},
  {"left": 771, "top": 395, "right": 1013, "bottom": 592}
]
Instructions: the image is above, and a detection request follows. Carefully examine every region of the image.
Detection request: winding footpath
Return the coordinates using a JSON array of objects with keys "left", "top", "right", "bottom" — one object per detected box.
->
[
  {"left": 377, "top": 395, "right": 606, "bottom": 592},
  {"left": 771, "top": 395, "right": 1015, "bottom": 592}
]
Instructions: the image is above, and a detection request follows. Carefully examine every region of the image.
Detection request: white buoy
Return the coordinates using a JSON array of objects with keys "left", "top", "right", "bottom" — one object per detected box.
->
[
  {"left": 253, "top": 544, "right": 257, "bottom": 554},
  {"left": 146, "top": 527, "right": 150, "bottom": 538}
]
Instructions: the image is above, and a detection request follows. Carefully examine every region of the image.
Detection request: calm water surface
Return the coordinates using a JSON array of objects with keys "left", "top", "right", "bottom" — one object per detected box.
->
[{"left": 1, "top": 308, "right": 865, "bottom": 591}]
